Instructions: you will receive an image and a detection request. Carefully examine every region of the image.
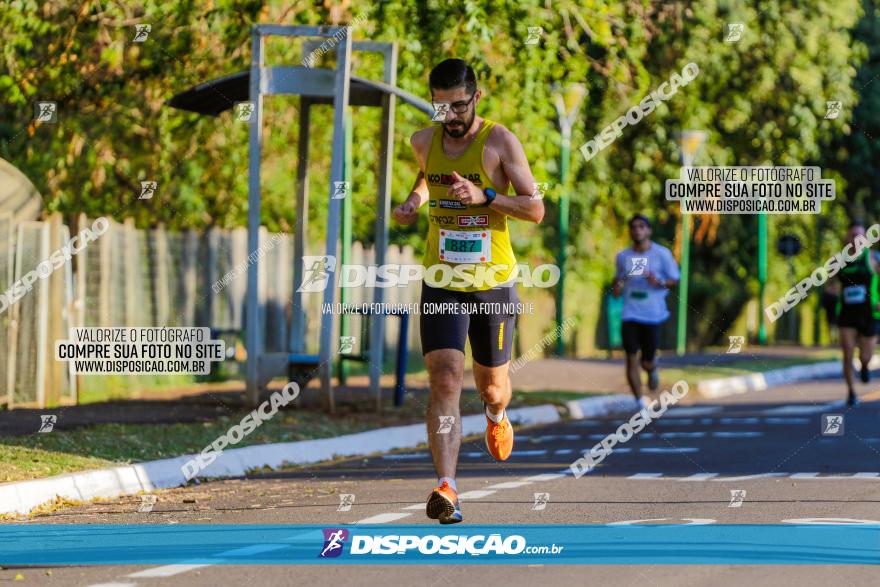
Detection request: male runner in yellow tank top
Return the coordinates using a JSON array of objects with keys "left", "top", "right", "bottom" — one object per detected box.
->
[{"left": 392, "top": 59, "right": 544, "bottom": 524}]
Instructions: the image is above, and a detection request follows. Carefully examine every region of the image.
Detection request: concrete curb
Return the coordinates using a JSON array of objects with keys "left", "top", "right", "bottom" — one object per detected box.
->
[
  {"left": 696, "top": 355, "right": 880, "bottom": 399},
  {"left": 4, "top": 355, "right": 859, "bottom": 516},
  {"left": 565, "top": 394, "right": 638, "bottom": 419},
  {"left": 0, "top": 403, "right": 564, "bottom": 516}
]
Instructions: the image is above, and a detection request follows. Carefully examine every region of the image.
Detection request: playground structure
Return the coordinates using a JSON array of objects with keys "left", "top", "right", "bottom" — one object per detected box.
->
[{"left": 169, "top": 25, "right": 433, "bottom": 411}]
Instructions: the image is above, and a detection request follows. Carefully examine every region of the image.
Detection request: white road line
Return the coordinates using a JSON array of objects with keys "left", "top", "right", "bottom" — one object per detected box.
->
[
  {"left": 356, "top": 512, "right": 413, "bottom": 524},
  {"left": 457, "top": 490, "right": 497, "bottom": 499},
  {"left": 678, "top": 473, "right": 719, "bottom": 481},
  {"left": 128, "top": 565, "right": 210, "bottom": 578},
  {"left": 607, "top": 518, "right": 717, "bottom": 526},
  {"left": 762, "top": 404, "right": 836, "bottom": 415},
  {"left": 525, "top": 473, "right": 566, "bottom": 482},
  {"left": 719, "top": 417, "right": 760, "bottom": 424},
  {"left": 215, "top": 544, "right": 288, "bottom": 557},
  {"left": 655, "top": 418, "right": 695, "bottom": 426},
  {"left": 554, "top": 449, "right": 574, "bottom": 455},
  {"left": 809, "top": 474, "right": 880, "bottom": 480},
  {"left": 381, "top": 453, "right": 429, "bottom": 460},
  {"left": 461, "top": 450, "right": 547, "bottom": 458},
  {"left": 667, "top": 407, "right": 722, "bottom": 416},
  {"left": 764, "top": 417, "right": 811, "bottom": 424},
  {"left": 639, "top": 447, "right": 698, "bottom": 454},
  {"left": 782, "top": 517, "right": 880, "bottom": 524},
  {"left": 607, "top": 518, "right": 670, "bottom": 525},
  {"left": 488, "top": 481, "right": 532, "bottom": 489},
  {"left": 658, "top": 432, "right": 705, "bottom": 439},
  {"left": 712, "top": 431, "right": 763, "bottom": 438},
  {"left": 401, "top": 503, "right": 426, "bottom": 510},
  {"left": 621, "top": 472, "right": 880, "bottom": 481},
  {"left": 711, "top": 473, "right": 787, "bottom": 481}
]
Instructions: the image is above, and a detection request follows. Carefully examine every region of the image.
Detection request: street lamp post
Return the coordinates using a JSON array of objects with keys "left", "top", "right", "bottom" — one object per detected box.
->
[
  {"left": 676, "top": 131, "right": 707, "bottom": 356},
  {"left": 553, "top": 84, "right": 586, "bottom": 357}
]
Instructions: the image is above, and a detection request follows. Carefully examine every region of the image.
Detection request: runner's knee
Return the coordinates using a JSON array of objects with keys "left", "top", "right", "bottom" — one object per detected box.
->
[{"left": 479, "top": 382, "right": 508, "bottom": 405}]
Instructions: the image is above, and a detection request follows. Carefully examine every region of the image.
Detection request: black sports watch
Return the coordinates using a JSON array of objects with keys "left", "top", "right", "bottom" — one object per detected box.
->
[{"left": 483, "top": 187, "right": 497, "bottom": 206}]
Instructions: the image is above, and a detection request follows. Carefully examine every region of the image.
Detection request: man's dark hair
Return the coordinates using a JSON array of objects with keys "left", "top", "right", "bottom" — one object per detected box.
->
[
  {"left": 429, "top": 59, "right": 477, "bottom": 95},
  {"left": 848, "top": 219, "right": 865, "bottom": 230},
  {"left": 629, "top": 213, "right": 651, "bottom": 228}
]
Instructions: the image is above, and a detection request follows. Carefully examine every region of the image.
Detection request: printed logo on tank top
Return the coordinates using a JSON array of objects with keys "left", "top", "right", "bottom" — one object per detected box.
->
[{"left": 426, "top": 172, "right": 483, "bottom": 186}]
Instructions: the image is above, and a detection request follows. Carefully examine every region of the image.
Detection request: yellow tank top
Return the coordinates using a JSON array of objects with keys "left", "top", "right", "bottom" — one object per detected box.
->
[{"left": 423, "top": 119, "right": 517, "bottom": 292}]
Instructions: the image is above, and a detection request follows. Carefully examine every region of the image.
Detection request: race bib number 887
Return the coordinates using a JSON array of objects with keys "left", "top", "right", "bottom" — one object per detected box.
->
[{"left": 439, "top": 229, "right": 491, "bottom": 263}]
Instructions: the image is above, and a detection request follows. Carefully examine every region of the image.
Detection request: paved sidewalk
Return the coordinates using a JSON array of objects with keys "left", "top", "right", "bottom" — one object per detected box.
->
[{"left": 501, "top": 347, "right": 839, "bottom": 394}]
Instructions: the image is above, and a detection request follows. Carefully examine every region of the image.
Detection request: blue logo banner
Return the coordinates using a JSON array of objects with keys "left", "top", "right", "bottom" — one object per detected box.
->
[{"left": 0, "top": 525, "right": 878, "bottom": 565}]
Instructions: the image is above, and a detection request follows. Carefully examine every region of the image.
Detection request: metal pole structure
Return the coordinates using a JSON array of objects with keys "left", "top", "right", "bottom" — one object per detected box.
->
[
  {"left": 291, "top": 99, "right": 311, "bottom": 356},
  {"left": 370, "top": 42, "right": 397, "bottom": 412},
  {"left": 675, "top": 131, "right": 706, "bottom": 356},
  {"left": 757, "top": 213, "right": 768, "bottom": 344},
  {"left": 318, "top": 30, "right": 353, "bottom": 414},
  {"left": 337, "top": 109, "right": 353, "bottom": 385},
  {"left": 677, "top": 214, "right": 691, "bottom": 356},
  {"left": 553, "top": 85, "right": 586, "bottom": 356},
  {"left": 813, "top": 216, "right": 822, "bottom": 346},
  {"left": 245, "top": 28, "right": 265, "bottom": 407}
]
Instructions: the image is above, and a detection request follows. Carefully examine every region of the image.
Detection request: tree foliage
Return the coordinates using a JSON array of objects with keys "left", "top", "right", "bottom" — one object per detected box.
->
[{"left": 0, "top": 0, "right": 872, "bottom": 347}]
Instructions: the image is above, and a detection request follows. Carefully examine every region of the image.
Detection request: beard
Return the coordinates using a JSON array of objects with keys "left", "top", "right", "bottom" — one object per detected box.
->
[{"left": 443, "top": 111, "right": 475, "bottom": 138}]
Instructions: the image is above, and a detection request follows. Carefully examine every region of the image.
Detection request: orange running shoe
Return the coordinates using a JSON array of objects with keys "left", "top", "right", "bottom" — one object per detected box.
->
[
  {"left": 485, "top": 408, "right": 514, "bottom": 461},
  {"left": 426, "top": 481, "right": 462, "bottom": 524}
]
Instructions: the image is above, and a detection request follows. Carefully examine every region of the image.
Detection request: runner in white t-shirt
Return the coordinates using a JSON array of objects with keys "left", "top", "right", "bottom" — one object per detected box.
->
[{"left": 612, "top": 214, "right": 680, "bottom": 406}]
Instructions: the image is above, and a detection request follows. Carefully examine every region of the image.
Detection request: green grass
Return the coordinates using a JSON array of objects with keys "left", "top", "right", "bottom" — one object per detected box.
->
[
  {"left": 0, "top": 405, "right": 406, "bottom": 483},
  {"left": 658, "top": 352, "right": 840, "bottom": 390},
  {"left": 511, "top": 389, "right": 606, "bottom": 405},
  {"left": 76, "top": 374, "right": 200, "bottom": 404},
  {"left": 1, "top": 351, "right": 838, "bottom": 483},
  {"left": 0, "top": 386, "right": 598, "bottom": 483}
]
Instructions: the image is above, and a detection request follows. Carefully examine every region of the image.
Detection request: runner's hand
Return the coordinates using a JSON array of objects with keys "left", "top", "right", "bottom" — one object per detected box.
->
[
  {"left": 645, "top": 272, "right": 663, "bottom": 288},
  {"left": 392, "top": 200, "right": 419, "bottom": 225},
  {"left": 448, "top": 171, "right": 486, "bottom": 206}
]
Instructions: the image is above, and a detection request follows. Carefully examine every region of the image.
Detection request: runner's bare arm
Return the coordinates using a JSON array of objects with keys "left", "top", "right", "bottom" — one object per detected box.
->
[
  {"left": 392, "top": 130, "right": 432, "bottom": 224},
  {"left": 406, "top": 171, "right": 429, "bottom": 208},
  {"left": 406, "top": 129, "right": 433, "bottom": 208},
  {"left": 487, "top": 127, "right": 544, "bottom": 223}
]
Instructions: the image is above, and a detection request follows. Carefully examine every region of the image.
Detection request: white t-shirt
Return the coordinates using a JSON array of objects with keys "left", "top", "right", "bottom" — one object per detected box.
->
[{"left": 615, "top": 242, "right": 680, "bottom": 324}]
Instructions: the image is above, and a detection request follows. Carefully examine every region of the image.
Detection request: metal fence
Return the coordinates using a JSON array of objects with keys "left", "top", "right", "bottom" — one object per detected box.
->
[{"left": 0, "top": 214, "right": 429, "bottom": 409}]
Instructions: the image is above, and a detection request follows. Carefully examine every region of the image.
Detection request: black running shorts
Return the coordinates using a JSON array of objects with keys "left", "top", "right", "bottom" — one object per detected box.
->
[
  {"left": 838, "top": 306, "right": 876, "bottom": 338},
  {"left": 419, "top": 283, "right": 518, "bottom": 367},
  {"left": 621, "top": 320, "right": 661, "bottom": 361}
]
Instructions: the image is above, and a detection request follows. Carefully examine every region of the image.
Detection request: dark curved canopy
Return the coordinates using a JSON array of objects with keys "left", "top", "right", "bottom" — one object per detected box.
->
[{"left": 167, "top": 67, "right": 433, "bottom": 117}]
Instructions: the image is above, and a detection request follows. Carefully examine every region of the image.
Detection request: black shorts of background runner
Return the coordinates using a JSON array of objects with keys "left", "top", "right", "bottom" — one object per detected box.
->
[
  {"left": 621, "top": 320, "right": 660, "bottom": 361},
  {"left": 419, "top": 282, "right": 518, "bottom": 367},
  {"left": 838, "top": 307, "right": 876, "bottom": 338}
]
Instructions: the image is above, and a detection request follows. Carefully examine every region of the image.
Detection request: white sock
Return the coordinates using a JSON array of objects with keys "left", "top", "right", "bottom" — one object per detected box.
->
[
  {"left": 438, "top": 476, "right": 457, "bottom": 491},
  {"left": 485, "top": 405, "right": 504, "bottom": 423}
]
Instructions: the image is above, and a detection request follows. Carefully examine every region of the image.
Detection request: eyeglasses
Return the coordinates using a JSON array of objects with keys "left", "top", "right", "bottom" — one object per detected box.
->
[{"left": 434, "top": 93, "right": 476, "bottom": 115}]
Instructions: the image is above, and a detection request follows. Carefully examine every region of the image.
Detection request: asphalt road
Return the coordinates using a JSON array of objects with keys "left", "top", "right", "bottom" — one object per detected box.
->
[{"left": 3, "top": 376, "right": 880, "bottom": 585}]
